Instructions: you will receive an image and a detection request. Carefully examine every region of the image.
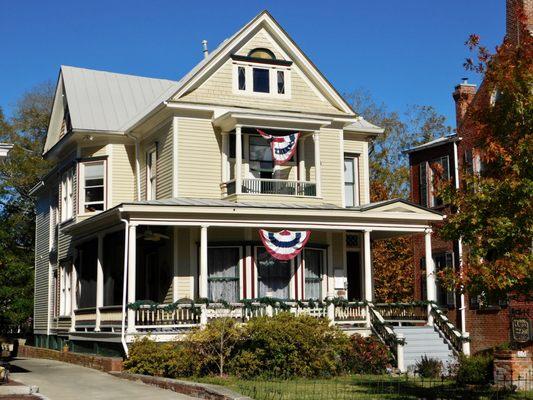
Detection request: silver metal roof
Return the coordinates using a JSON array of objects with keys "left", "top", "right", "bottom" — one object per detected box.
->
[
  {"left": 403, "top": 134, "right": 460, "bottom": 154},
  {"left": 344, "top": 117, "right": 384, "bottom": 134},
  {"left": 125, "top": 197, "right": 345, "bottom": 210},
  {"left": 61, "top": 65, "right": 180, "bottom": 132}
]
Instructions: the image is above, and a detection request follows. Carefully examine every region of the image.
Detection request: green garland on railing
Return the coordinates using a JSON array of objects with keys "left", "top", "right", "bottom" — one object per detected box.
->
[{"left": 127, "top": 296, "right": 364, "bottom": 313}]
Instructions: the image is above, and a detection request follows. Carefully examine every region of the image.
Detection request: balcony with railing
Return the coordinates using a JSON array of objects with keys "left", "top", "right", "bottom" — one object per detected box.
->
[
  {"left": 223, "top": 178, "right": 317, "bottom": 197},
  {"left": 216, "top": 119, "right": 323, "bottom": 200}
]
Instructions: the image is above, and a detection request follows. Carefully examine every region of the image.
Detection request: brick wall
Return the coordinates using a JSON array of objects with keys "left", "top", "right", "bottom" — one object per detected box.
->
[
  {"left": 17, "top": 345, "right": 123, "bottom": 372},
  {"left": 494, "top": 349, "right": 533, "bottom": 391}
]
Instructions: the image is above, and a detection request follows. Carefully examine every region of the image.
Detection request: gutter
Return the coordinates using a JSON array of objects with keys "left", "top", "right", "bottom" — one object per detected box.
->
[
  {"left": 453, "top": 141, "right": 467, "bottom": 334},
  {"left": 126, "top": 133, "right": 142, "bottom": 201},
  {"left": 119, "top": 211, "right": 130, "bottom": 357}
]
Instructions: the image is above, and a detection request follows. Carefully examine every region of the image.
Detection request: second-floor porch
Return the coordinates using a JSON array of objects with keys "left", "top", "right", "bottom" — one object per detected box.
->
[{"left": 214, "top": 112, "right": 330, "bottom": 200}]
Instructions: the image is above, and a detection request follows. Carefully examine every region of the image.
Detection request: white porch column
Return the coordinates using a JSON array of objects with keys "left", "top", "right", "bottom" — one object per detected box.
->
[
  {"left": 199, "top": 225, "right": 209, "bottom": 299},
  {"left": 221, "top": 131, "right": 229, "bottom": 183},
  {"left": 126, "top": 224, "right": 137, "bottom": 334},
  {"left": 313, "top": 132, "right": 322, "bottom": 197},
  {"left": 235, "top": 126, "right": 242, "bottom": 194},
  {"left": 425, "top": 228, "right": 436, "bottom": 325},
  {"left": 69, "top": 258, "right": 78, "bottom": 332},
  {"left": 363, "top": 229, "right": 372, "bottom": 302},
  {"left": 298, "top": 136, "right": 306, "bottom": 181},
  {"left": 95, "top": 233, "right": 104, "bottom": 331}
]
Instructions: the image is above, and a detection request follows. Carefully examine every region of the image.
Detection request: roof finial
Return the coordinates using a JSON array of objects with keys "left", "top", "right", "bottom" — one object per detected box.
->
[{"left": 202, "top": 40, "right": 209, "bottom": 59}]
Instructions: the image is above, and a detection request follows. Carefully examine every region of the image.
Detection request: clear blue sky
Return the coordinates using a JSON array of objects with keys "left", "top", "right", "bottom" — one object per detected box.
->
[{"left": 0, "top": 1, "right": 504, "bottom": 126}]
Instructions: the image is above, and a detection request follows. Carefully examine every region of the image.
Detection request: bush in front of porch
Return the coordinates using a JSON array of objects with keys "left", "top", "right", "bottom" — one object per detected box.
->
[{"left": 124, "top": 313, "right": 392, "bottom": 379}]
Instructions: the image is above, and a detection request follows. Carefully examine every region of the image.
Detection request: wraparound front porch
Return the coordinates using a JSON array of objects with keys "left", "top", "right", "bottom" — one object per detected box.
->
[{"left": 60, "top": 198, "right": 468, "bottom": 368}]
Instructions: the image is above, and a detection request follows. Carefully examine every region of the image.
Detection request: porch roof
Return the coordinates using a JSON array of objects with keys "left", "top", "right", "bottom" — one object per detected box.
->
[{"left": 64, "top": 197, "right": 443, "bottom": 237}]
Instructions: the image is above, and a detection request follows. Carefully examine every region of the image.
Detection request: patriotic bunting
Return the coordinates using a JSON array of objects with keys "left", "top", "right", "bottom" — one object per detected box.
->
[
  {"left": 258, "top": 229, "right": 311, "bottom": 261},
  {"left": 257, "top": 129, "right": 300, "bottom": 165}
]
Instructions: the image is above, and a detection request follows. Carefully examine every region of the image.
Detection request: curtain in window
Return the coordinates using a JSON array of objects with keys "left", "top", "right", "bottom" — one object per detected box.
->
[
  {"left": 304, "top": 249, "right": 322, "bottom": 299},
  {"left": 257, "top": 248, "right": 290, "bottom": 298},
  {"left": 208, "top": 248, "right": 240, "bottom": 302}
]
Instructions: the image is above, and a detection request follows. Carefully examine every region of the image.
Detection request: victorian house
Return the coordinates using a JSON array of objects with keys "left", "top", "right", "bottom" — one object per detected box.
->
[{"left": 32, "top": 11, "right": 467, "bottom": 370}]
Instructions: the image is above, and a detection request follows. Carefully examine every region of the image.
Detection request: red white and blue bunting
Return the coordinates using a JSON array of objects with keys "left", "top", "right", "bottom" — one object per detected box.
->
[
  {"left": 258, "top": 229, "right": 311, "bottom": 261},
  {"left": 257, "top": 129, "right": 300, "bottom": 165}
]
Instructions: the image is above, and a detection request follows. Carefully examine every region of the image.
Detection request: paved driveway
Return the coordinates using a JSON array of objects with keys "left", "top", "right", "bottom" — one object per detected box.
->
[{"left": 9, "top": 358, "right": 194, "bottom": 400}]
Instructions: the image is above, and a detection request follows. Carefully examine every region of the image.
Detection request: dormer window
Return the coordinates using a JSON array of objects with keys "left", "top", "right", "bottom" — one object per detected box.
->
[{"left": 231, "top": 49, "right": 292, "bottom": 98}]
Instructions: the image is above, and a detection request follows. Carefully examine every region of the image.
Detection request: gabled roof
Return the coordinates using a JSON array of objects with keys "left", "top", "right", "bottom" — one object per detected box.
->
[
  {"left": 61, "top": 65, "right": 179, "bottom": 132},
  {"left": 403, "top": 134, "right": 460, "bottom": 154},
  {"left": 45, "top": 10, "right": 364, "bottom": 154}
]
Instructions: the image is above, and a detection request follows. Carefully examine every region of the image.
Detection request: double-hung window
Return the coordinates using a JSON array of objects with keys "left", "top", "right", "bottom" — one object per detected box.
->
[
  {"left": 80, "top": 160, "right": 105, "bottom": 213},
  {"left": 208, "top": 247, "right": 240, "bottom": 302},
  {"left": 304, "top": 249, "right": 324, "bottom": 300},
  {"left": 60, "top": 169, "right": 74, "bottom": 222},
  {"left": 146, "top": 146, "right": 157, "bottom": 201},
  {"left": 344, "top": 155, "right": 359, "bottom": 207},
  {"left": 59, "top": 261, "right": 72, "bottom": 316},
  {"left": 419, "top": 156, "right": 450, "bottom": 208},
  {"left": 257, "top": 247, "right": 291, "bottom": 299}
]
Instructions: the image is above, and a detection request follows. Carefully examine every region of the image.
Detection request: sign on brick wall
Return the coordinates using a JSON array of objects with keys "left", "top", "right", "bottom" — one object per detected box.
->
[{"left": 511, "top": 318, "right": 531, "bottom": 343}]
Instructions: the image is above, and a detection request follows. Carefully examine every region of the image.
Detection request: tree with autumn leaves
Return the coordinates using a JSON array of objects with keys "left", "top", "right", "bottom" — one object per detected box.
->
[
  {"left": 438, "top": 20, "right": 533, "bottom": 301},
  {"left": 346, "top": 91, "right": 451, "bottom": 302}
]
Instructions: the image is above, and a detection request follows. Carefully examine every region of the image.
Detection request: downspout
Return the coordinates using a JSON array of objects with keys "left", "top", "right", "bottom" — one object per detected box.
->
[
  {"left": 453, "top": 141, "right": 467, "bottom": 334},
  {"left": 119, "top": 213, "right": 130, "bottom": 357},
  {"left": 126, "top": 132, "right": 142, "bottom": 201}
]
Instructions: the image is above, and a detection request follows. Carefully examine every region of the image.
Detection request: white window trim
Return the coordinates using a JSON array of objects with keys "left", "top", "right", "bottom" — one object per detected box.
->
[
  {"left": 78, "top": 159, "right": 107, "bottom": 216},
  {"left": 59, "top": 262, "right": 72, "bottom": 317},
  {"left": 146, "top": 145, "right": 157, "bottom": 201},
  {"left": 427, "top": 156, "right": 450, "bottom": 208},
  {"left": 207, "top": 245, "right": 243, "bottom": 301},
  {"left": 344, "top": 155, "right": 360, "bottom": 208},
  {"left": 60, "top": 169, "right": 74, "bottom": 222},
  {"left": 302, "top": 247, "right": 326, "bottom": 300},
  {"left": 232, "top": 61, "right": 292, "bottom": 99}
]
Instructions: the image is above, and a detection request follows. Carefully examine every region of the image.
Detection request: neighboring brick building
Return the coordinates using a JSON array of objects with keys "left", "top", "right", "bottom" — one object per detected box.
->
[{"left": 405, "top": 0, "right": 532, "bottom": 354}]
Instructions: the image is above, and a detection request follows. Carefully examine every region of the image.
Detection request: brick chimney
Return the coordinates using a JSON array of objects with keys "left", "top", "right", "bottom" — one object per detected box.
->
[
  {"left": 506, "top": 0, "right": 533, "bottom": 45},
  {"left": 452, "top": 78, "right": 477, "bottom": 128}
]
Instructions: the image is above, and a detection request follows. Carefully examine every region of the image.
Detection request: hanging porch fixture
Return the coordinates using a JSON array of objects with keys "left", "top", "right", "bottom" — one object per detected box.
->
[
  {"left": 257, "top": 129, "right": 300, "bottom": 165},
  {"left": 258, "top": 229, "right": 311, "bottom": 261}
]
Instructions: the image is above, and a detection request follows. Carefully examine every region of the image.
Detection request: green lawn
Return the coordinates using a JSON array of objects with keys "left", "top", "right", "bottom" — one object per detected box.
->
[{"left": 194, "top": 375, "right": 533, "bottom": 400}]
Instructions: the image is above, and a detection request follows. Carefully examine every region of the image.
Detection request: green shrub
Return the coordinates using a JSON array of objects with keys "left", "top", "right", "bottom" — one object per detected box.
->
[
  {"left": 230, "top": 312, "right": 349, "bottom": 378},
  {"left": 124, "top": 336, "right": 176, "bottom": 376},
  {"left": 125, "top": 314, "right": 396, "bottom": 379},
  {"left": 342, "top": 334, "right": 392, "bottom": 374},
  {"left": 454, "top": 353, "right": 494, "bottom": 385},
  {"left": 415, "top": 355, "right": 443, "bottom": 378}
]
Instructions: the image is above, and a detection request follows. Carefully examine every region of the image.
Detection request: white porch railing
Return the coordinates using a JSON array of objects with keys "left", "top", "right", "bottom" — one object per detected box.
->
[{"left": 222, "top": 178, "right": 317, "bottom": 197}]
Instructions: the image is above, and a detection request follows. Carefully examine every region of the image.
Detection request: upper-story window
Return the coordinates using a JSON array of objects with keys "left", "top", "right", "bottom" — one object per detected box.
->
[
  {"left": 146, "top": 146, "right": 157, "bottom": 201},
  {"left": 79, "top": 160, "right": 106, "bottom": 213},
  {"left": 232, "top": 48, "right": 291, "bottom": 98},
  {"left": 344, "top": 155, "right": 360, "bottom": 207},
  {"left": 420, "top": 155, "right": 450, "bottom": 208},
  {"left": 60, "top": 169, "right": 74, "bottom": 222}
]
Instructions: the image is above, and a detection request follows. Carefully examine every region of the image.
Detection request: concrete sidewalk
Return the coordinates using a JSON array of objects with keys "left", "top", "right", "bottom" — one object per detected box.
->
[{"left": 9, "top": 358, "right": 195, "bottom": 400}]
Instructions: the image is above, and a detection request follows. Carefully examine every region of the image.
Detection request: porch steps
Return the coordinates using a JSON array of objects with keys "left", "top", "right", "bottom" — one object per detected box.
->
[{"left": 395, "top": 326, "right": 455, "bottom": 370}]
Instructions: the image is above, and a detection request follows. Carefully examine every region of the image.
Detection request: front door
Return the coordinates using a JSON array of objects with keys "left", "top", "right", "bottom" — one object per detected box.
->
[{"left": 346, "top": 251, "right": 362, "bottom": 300}]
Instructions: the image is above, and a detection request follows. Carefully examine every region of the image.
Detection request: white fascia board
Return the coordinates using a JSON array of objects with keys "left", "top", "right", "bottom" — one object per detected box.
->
[{"left": 120, "top": 204, "right": 444, "bottom": 222}]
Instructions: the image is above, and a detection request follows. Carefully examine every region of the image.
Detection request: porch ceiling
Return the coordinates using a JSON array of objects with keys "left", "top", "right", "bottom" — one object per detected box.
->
[
  {"left": 212, "top": 111, "right": 332, "bottom": 132},
  {"left": 63, "top": 197, "right": 443, "bottom": 237}
]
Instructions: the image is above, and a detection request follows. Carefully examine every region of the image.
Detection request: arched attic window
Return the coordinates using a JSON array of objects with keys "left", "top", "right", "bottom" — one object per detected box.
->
[{"left": 248, "top": 48, "right": 276, "bottom": 60}]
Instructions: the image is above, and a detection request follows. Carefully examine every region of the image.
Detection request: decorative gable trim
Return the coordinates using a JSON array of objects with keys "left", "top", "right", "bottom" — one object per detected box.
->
[{"left": 170, "top": 11, "right": 355, "bottom": 115}]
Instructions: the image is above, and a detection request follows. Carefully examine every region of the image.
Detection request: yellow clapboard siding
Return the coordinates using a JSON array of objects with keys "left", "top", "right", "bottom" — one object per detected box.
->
[
  {"left": 178, "top": 117, "right": 221, "bottom": 198},
  {"left": 111, "top": 144, "right": 136, "bottom": 206},
  {"left": 140, "top": 122, "right": 173, "bottom": 200},
  {"left": 320, "top": 128, "right": 343, "bottom": 206}
]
